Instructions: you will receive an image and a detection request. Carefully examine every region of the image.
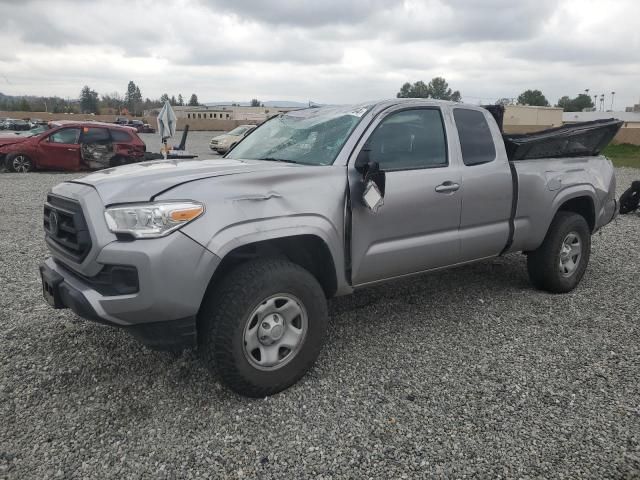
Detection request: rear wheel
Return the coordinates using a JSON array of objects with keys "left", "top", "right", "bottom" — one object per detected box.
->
[
  {"left": 7, "top": 153, "right": 33, "bottom": 173},
  {"left": 527, "top": 211, "right": 591, "bottom": 293},
  {"left": 199, "top": 258, "right": 328, "bottom": 397}
]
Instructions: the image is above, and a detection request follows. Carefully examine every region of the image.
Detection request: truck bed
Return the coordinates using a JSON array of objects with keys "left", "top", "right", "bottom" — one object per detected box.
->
[
  {"left": 503, "top": 119, "right": 623, "bottom": 161},
  {"left": 481, "top": 105, "right": 623, "bottom": 162}
]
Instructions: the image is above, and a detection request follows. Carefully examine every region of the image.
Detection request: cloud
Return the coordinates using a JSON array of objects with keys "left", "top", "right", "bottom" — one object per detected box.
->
[
  {"left": 0, "top": 0, "right": 638, "bottom": 110},
  {"left": 197, "top": 0, "right": 395, "bottom": 27}
]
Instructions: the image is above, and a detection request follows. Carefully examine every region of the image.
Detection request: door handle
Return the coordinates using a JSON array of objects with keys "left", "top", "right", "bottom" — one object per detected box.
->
[
  {"left": 435, "top": 181, "right": 460, "bottom": 193},
  {"left": 67, "top": 148, "right": 76, "bottom": 151}
]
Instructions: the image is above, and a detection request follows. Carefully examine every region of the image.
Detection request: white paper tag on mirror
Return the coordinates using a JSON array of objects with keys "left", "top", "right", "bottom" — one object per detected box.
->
[{"left": 363, "top": 180, "right": 384, "bottom": 212}]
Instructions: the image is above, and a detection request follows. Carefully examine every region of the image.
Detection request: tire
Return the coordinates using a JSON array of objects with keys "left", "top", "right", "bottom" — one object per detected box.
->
[
  {"left": 199, "top": 258, "right": 328, "bottom": 397},
  {"left": 6, "top": 153, "right": 33, "bottom": 173},
  {"left": 526, "top": 211, "right": 591, "bottom": 293}
]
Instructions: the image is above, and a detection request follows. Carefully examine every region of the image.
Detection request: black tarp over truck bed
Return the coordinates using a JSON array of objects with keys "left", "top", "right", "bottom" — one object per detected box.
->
[{"left": 482, "top": 105, "right": 623, "bottom": 161}]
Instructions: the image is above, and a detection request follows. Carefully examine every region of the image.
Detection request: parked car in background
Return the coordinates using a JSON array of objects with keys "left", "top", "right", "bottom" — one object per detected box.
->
[
  {"left": 1, "top": 121, "right": 145, "bottom": 172},
  {"left": 29, "top": 118, "right": 48, "bottom": 129},
  {"left": 209, "top": 124, "right": 256, "bottom": 153},
  {"left": 141, "top": 123, "right": 155, "bottom": 133},
  {"left": 1, "top": 119, "right": 31, "bottom": 131},
  {"left": 126, "top": 119, "right": 145, "bottom": 132},
  {"left": 38, "top": 100, "right": 618, "bottom": 396},
  {"left": 114, "top": 116, "right": 129, "bottom": 125}
]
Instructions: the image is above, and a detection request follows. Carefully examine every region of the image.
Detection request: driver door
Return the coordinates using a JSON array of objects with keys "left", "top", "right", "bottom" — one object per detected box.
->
[
  {"left": 349, "top": 106, "right": 463, "bottom": 286},
  {"left": 38, "top": 127, "right": 81, "bottom": 170}
]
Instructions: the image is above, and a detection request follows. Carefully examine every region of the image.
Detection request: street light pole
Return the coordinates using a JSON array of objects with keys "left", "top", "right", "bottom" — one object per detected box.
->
[{"left": 610, "top": 91, "right": 615, "bottom": 111}]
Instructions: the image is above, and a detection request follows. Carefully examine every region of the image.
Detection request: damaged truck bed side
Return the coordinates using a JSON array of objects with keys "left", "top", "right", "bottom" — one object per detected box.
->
[{"left": 39, "top": 99, "right": 619, "bottom": 396}]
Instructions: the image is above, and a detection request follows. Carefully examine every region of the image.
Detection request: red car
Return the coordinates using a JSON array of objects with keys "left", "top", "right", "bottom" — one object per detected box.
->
[{"left": 0, "top": 121, "right": 146, "bottom": 172}]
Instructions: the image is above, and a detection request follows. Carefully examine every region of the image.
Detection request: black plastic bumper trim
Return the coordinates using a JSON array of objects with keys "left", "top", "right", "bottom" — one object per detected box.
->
[{"left": 39, "top": 261, "right": 196, "bottom": 351}]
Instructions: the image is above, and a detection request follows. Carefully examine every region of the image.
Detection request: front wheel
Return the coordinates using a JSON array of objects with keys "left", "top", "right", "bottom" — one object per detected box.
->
[
  {"left": 199, "top": 258, "right": 328, "bottom": 397},
  {"left": 7, "top": 153, "right": 33, "bottom": 173},
  {"left": 527, "top": 211, "right": 591, "bottom": 293}
]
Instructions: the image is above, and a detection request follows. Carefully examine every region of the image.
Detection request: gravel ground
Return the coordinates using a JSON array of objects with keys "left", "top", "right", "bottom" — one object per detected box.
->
[{"left": 1, "top": 168, "right": 639, "bottom": 479}]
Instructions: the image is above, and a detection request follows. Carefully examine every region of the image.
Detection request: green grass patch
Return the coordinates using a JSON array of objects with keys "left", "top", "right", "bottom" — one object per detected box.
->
[{"left": 602, "top": 143, "right": 640, "bottom": 168}]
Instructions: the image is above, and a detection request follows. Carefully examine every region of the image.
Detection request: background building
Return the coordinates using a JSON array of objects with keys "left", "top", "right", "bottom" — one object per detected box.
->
[
  {"left": 144, "top": 105, "right": 299, "bottom": 122},
  {"left": 502, "top": 105, "right": 563, "bottom": 133},
  {"left": 563, "top": 111, "right": 640, "bottom": 128}
]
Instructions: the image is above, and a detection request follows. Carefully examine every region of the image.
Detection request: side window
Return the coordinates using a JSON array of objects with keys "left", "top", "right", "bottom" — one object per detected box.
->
[
  {"left": 49, "top": 128, "right": 80, "bottom": 144},
  {"left": 110, "top": 130, "right": 132, "bottom": 142},
  {"left": 81, "top": 127, "right": 110, "bottom": 144},
  {"left": 366, "top": 109, "right": 447, "bottom": 171},
  {"left": 453, "top": 109, "right": 496, "bottom": 166}
]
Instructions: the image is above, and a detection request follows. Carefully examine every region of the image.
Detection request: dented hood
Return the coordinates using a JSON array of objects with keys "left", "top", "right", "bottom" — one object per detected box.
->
[
  {"left": 70, "top": 157, "right": 294, "bottom": 205},
  {"left": 0, "top": 135, "right": 28, "bottom": 148}
]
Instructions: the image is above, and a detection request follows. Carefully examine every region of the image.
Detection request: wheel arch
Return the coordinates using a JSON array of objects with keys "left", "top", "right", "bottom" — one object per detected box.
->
[
  {"left": 216, "top": 233, "right": 337, "bottom": 293},
  {"left": 551, "top": 186, "right": 597, "bottom": 233},
  {"left": 197, "top": 233, "right": 339, "bottom": 341}
]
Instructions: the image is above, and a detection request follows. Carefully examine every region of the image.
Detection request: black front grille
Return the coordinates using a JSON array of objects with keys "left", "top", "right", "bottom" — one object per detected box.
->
[{"left": 44, "top": 194, "right": 92, "bottom": 262}]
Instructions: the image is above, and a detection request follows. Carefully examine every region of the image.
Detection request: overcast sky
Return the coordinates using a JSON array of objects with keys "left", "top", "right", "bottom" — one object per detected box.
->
[{"left": 0, "top": 0, "right": 639, "bottom": 108}]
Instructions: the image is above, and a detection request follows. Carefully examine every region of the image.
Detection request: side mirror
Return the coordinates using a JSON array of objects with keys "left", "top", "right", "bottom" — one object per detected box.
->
[{"left": 354, "top": 147, "right": 370, "bottom": 173}]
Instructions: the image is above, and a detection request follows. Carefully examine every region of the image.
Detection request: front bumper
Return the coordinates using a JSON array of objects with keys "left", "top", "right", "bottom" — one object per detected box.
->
[{"left": 40, "top": 231, "right": 221, "bottom": 350}]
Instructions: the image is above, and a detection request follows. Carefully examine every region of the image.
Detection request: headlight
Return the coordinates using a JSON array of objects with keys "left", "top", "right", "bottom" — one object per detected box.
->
[{"left": 104, "top": 201, "right": 204, "bottom": 239}]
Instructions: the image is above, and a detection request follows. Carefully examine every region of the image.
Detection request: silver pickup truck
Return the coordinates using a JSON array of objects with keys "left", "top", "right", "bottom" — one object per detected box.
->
[{"left": 40, "top": 99, "right": 618, "bottom": 396}]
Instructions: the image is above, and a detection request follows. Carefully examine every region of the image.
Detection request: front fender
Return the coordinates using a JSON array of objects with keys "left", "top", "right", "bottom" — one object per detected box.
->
[
  {"left": 205, "top": 214, "right": 340, "bottom": 260},
  {"left": 203, "top": 215, "right": 351, "bottom": 295}
]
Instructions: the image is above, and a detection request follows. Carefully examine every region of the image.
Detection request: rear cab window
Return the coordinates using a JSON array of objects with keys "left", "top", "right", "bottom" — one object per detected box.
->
[{"left": 453, "top": 108, "right": 496, "bottom": 166}]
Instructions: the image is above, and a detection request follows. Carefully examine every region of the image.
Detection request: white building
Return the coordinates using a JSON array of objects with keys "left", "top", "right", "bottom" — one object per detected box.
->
[
  {"left": 143, "top": 104, "right": 299, "bottom": 123},
  {"left": 562, "top": 111, "right": 640, "bottom": 128}
]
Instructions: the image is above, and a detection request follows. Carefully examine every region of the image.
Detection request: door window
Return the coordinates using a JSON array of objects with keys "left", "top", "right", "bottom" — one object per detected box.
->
[
  {"left": 49, "top": 128, "right": 80, "bottom": 144},
  {"left": 81, "top": 127, "right": 111, "bottom": 144},
  {"left": 366, "top": 109, "right": 447, "bottom": 171},
  {"left": 453, "top": 108, "right": 496, "bottom": 166}
]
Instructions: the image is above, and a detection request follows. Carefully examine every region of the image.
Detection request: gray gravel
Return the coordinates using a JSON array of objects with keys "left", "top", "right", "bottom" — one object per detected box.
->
[{"left": 1, "top": 168, "right": 639, "bottom": 479}]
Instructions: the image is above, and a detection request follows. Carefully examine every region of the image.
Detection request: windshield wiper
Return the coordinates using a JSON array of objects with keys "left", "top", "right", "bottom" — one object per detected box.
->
[{"left": 256, "top": 157, "right": 300, "bottom": 165}]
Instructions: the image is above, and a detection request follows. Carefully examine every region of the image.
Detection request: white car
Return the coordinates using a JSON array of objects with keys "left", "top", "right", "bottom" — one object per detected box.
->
[{"left": 209, "top": 125, "right": 256, "bottom": 153}]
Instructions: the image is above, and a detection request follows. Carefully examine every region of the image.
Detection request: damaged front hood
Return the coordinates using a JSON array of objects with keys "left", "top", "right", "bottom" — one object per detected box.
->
[
  {"left": 70, "top": 157, "right": 294, "bottom": 204},
  {"left": 0, "top": 135, "right": 28, "bottom": 148}
]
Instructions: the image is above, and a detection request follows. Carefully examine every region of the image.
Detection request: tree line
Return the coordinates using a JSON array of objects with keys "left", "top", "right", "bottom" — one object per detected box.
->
[
  {"left": 80, "top": 82, "right": 200, "bottom": 115},
  {"left": 0, "top": 81, "right": 202, "bottom": 116},
  {"left": 397, "top": 78, "right": 597, "bottom": 112}
]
